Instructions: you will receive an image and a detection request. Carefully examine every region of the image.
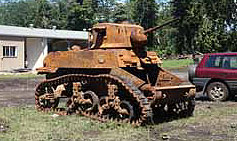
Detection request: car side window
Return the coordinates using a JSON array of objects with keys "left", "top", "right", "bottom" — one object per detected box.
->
[
  {"left": 205, "top": 55, "right": 222, "bottom": 68},
  {"left": 223, "top": 56, "right": 230, "bottom": 68},
  {"left": 230, "top": 56, "right": 237, "bottom": 69},
  {"left": 223, "top": 56, "right": 237, "bottom": 69}
]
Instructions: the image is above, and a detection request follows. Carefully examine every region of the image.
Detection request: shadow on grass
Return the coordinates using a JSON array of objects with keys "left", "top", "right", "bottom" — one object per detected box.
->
[
  {"left": 150, "top": 110, "right": 194, "bottom": 125},
  {"left": 195, "top": 96, "right": 209, "bottom": 101}
]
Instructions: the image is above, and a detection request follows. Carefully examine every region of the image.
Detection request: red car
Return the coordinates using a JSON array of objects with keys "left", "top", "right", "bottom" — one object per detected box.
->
[{"left": 189, "top": 53, "right": 237, "bottom": 101}]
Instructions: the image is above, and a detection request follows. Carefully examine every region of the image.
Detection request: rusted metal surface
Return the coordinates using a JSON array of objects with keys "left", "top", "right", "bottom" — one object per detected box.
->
[
  {"left": 109, "top": 67, "right": 146, "bottom": 88},
  {"left": 39, "top": 49, "right": 161, "bottom": 72},
  {"left": 36, "top": 21, "right": 196, "bottom": 125},
  {"left": 36, "top": 67, "right": 58, "bottom": 73},
  {"left": 42, "top": 50, "right": 119, "bottom": 69},
  {"left": 156, "top": 68, "right": 184, "bottom": 87},
  {"left": 91, "top": 23, "right": 144, "bottom": 49}
]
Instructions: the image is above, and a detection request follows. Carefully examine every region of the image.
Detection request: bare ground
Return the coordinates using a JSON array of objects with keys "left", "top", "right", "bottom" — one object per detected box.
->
[{"left": 0, "top": 77, "right": 44, "bottom": 107}]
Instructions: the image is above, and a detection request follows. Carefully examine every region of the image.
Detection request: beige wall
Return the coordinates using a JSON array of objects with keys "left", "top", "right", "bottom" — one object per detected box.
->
[
  {"left": 0, "top": 36, "right": 25, "bottom": 71},
  {"left": 26, "top": 38, "right": 48, "bottom": 70}
]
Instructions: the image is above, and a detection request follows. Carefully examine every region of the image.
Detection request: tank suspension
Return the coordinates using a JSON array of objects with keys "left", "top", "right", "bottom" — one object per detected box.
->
[{"left": 35, "top": 74, "right": 152, "bottom": 125}]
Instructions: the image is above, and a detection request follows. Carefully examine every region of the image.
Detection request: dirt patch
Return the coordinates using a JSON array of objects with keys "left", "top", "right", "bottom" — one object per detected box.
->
[
  {"left": 187, "top": 125, "right": 212, "bottom": 137},
  {"left": 0, "top": 77, "right": 44, "bottom": 107},
  {"left": 83, "top": 130, "right": 101, "bottom": 138}
]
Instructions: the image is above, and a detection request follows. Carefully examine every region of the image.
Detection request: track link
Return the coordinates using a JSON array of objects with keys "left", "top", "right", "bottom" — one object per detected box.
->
[{"left": 35, "top": 74, "right": 152, "bottom": 125}]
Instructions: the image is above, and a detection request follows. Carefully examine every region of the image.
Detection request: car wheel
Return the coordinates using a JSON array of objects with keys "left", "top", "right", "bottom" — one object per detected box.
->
[{"left": 206, "top": 82, "right": 229, "bottom": 101}]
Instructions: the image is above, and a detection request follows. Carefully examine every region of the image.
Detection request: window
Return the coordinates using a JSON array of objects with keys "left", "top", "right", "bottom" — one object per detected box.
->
[
  {"left": 3, "top": 46, "right": 17, "bottom": 57},
  {"left": 230, "top": 56, "right": 237, "bottom": 69},
  {"left": 205, "top": 55, "right": 223, "bottom": 68},
  {"left": 223, "top": 56, "right": 237, "bottom": 69}
]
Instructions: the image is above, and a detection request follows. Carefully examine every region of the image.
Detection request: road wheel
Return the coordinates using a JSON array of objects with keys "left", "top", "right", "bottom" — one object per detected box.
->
[
  {"left": 119, "top": 100, "right": 134, "bottom": 120},
  {"left": 206, "top": 82, "right": 229, "bottom": 101}
]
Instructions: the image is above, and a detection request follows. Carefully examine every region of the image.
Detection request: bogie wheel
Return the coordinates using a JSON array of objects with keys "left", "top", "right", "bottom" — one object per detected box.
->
[
  {"left": 98, "top": 96, "right": 138, "bottom": 123},
  {"left": 119, "top": 100, "right": 134, "bottom": 120},
  {"left": 38, "top": 97, "right": 59, "bottom": 109},
  {"left": 206, "top": 82, "right": 229, "bottom": 101},
  {"left": 81, "top": 91, "right": 99, "bottom": 112}
]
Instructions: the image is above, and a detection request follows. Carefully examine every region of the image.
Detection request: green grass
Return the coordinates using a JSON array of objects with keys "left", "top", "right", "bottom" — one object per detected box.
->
[
  {"left": 0, "top": 102, "right": 237, "bottom": 141},
  {"left": 0, "top": 106, "right": 148, "bottom": 141},
  {"left": 0, "top": 73, "right": 44, "bottom": 79},
  {"left": 162, "top": 59, "right": 194, "bottom": 69}
]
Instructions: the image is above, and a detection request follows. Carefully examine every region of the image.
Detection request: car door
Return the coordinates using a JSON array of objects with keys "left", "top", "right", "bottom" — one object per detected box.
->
[
  {"left": 222, "top": 55, "right": 237, "bottom": 79},
  {"left": 220, "top": 55, "right": 237, "bottom": 89},
  {"left": 197, "top": 55, "right": 227, "bottom": 79}
]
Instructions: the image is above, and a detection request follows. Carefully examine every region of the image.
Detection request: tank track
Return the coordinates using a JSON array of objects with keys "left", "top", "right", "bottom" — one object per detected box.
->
[{"left": 35, "top": 74, "right": 151, "bottom": 126}]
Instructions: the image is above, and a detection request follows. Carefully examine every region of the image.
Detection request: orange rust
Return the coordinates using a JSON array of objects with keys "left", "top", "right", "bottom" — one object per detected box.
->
[{"left": 36, "top": 67, "right": 58, "bottom": 73}]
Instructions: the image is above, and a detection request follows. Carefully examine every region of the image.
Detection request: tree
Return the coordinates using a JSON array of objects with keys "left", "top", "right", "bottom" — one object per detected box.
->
[
  {"left": 154, "top": 1, "right": 177, "bottom": 55},
  {"left": 0, "top": 0, "right": 38, "bottom": 27},
  {"left": 67, "top": 0, "right": 94, "bottom": 30},
  {"left": 172, "top": 0, "right": 237, "bottom": 54},
  {"left": 133, "top": 0, "right": 158, "bottom": 48}
]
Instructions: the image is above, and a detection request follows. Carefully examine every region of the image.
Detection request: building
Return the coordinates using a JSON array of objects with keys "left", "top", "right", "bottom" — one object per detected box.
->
[{"left": 0, "top": 25, "right": 88, "bottom": 71}]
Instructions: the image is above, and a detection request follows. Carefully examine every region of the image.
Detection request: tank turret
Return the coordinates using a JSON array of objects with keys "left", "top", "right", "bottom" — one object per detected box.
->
[
  {"left": 90, "top": 23, "right": 144, "bottom": 49},
  {"left": 90, "top": 18, "right": 179, "bottom": 50}
]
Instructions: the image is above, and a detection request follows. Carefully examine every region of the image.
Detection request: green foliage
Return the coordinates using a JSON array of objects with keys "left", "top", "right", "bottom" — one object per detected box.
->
[
  {"left": 172, "top": 0, "right": 236, "bottom": 54},
  {"left": 0, "top": 0, "right": 37, "bottom": 27},
  {"left": 155, "top": 2, "right": 176, "bottom": 53},
  {"left": 0, "top": 0, "right": 235, "bottom": 54},
  {"left": 67, "top": 0, "right": 96, "bottom": 30},
  {"left": 133, "top": 0, "right": 158, "bottom": 47},
  {"left": 111, "top": 3, "right": 129, "bottom": 22}
]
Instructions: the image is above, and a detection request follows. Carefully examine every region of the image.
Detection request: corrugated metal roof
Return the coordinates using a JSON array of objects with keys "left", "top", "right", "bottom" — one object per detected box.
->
[{"left": 0, "top": 25, "right": 88, "bottom": 40}]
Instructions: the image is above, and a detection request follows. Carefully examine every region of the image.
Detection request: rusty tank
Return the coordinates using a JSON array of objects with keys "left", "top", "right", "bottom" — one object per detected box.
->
[{"left": 35, "top": 19, "right": 196, "bottom": 125}]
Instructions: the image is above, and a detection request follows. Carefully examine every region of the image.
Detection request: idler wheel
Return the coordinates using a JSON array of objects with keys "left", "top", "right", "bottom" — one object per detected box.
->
[{"left": 36, "top": 86, "right": 59, "bottom": 110}]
